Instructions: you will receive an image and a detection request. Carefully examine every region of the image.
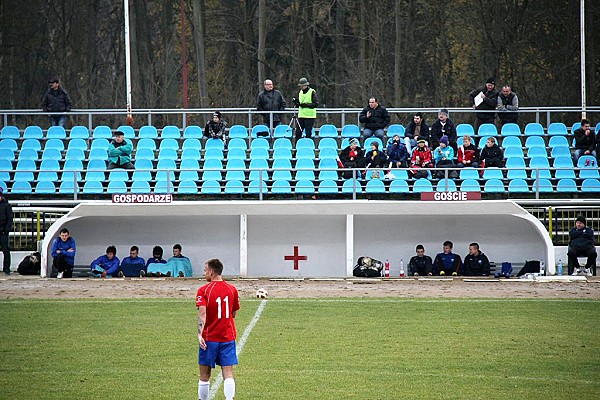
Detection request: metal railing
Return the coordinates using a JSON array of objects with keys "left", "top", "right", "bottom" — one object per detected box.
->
[
  {"left": 523, "top": 205, "right": 600, "bottom": 246},
  {"left": 9, "top": 208, "right": 70, "bottom": 251}
]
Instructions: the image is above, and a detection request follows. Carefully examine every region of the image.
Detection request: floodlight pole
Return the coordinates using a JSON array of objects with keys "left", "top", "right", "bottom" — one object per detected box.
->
[
  {"left": 580, "top": 0, "right": 586, "bottom": 119},
  {"left": 124, "top": 0, "right": 133, "bottom": 120}
]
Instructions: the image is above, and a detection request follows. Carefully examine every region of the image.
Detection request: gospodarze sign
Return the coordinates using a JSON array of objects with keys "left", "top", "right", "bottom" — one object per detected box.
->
[
  {"left": 420, "top": 191, "right": 481, "bottom": 201},
  {"left": 112, "top": 194, "right": 173, "bottom": 203}
]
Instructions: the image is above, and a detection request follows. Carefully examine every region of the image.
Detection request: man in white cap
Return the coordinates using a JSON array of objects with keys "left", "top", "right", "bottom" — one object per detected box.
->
[
  {"left": 293, "top": 77, "right": 318, "bottom": 141},
  {"left": 0, "top": 187, "right": 13, "bottom": 275}
]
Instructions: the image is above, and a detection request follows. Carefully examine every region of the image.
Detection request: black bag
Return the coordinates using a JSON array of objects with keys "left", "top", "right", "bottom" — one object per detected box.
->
[
  {"left": 516, "top": 260, "right": 540, "bottom": 277},
  {"left": 353, "top": 256, "right": 384, "bottom": 277},
  {"left": 17, "top": 252, "right": 41, "bottom": 275}
]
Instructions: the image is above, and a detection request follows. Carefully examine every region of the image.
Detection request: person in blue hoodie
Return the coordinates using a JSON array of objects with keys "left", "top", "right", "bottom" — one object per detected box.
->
[
  {"left": 166, "top": 243, "right": 193, "bottom": 277},
  {"left": 51, "top": 228, "right": 76, "bottom": 279},
  {"left": 433, "top": 240, "right": 462, "bottom": 276},
  {"left": 118, "top": 245, "right": 146, "bottom": 277},
  {"left": 433, "top": 136, "right": 458, "bottom": 179},
  {"left": 89, "top": 245, "right": 120, "bottom": 278},
  {"left": 146, "top": 245, "right": 171, "bottom": 277}
]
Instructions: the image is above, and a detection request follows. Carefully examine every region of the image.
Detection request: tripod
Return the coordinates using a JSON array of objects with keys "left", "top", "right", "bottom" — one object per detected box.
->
[{"left": 288, "top": 107, "right": 302, "bottom": 140}]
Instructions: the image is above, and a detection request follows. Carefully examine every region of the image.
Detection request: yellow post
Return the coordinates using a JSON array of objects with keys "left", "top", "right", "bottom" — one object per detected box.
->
[
  {"left": 548, "top": 206, "right": 553, "bottom": 241},
  {"left": 36, "top": 211, "right": 41, "bottom": 242}
]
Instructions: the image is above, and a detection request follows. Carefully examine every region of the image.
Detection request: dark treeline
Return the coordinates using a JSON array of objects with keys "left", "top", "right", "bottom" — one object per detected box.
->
[{"left": 1, "top": 0, "right": 599, "bottom": 124}]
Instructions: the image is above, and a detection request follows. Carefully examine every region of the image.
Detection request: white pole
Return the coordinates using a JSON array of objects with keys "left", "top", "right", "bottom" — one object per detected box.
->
[
  {"left": 580, "top": 0, "right": 586, "bottom": 119},
  {"left": 124, "top": 0, "right": 133, "bottom": 121}
]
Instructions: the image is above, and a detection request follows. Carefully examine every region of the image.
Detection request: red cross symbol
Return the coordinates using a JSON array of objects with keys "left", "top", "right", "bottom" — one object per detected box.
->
[{"left": 284, "top": 246, "right": 308, "bottom": 270}]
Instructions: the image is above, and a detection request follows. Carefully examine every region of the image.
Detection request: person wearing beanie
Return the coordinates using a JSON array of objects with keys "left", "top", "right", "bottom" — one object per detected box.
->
[
  {"left": 409, "top": 139, "right": 433, "bottom": 179},
  {"left": 567, "top": 215, "right": 597, "bottom": 276},
  {"left": 0, "top": 187, "right": 13, "bottom": 275},
  {"left": 292, "top": 77, "right": 318, "bottom": 141},
  {"left": 433, "top": 135, "right": 457, "bottom": 179},
  {"left": 204, "top": 111, "right": 228, "bottom": 144},
  {"left": 339, "top": 138, "right": 365, "bottom": 179},
  {"left": 359, "top": 97, "right": 390, "bottom": 142},
  {"left": 497, "top": 85, "right": 519, "bottom": 126},
  {"left": 42, "top": 76, "right": 72, "bottom": 127},
  {"left": 430, "top": 108, "right": 457, "bottom": 151},
  {"left": 468, "top": 77, "right": 499, "bottom": 133},
  {"left": 107, "top": 130, "right": 134, "bottom": 170},
  {"left": 364, "top": 141, "right": 388, "bottom": 178}
]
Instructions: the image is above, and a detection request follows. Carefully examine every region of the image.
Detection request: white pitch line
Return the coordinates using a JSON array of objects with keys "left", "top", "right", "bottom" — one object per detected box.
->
[{"left": 208, "top": 299, "right": 267, "bottom": 400}]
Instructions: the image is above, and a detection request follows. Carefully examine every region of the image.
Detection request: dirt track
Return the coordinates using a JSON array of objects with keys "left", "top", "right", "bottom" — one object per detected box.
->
[{"left": 1, "top": 275, "right": 599, "bottom": 300}]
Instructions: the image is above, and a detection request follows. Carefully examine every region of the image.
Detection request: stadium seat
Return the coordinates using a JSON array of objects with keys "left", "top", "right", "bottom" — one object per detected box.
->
[
  {"left": 506, "top": 157, "right": 527, "bottom": 180},
  {"left": 524, "top": 123, "right": 544, "bottom": 136},
  {"left": 116, "top": 125, "right": 135, "bottom": 139},
  {"left": 388, "top": 179, "right": 409, "bottom": 193},
  {"left": 156, "top": 159, "right": 177, "bottom": 181},
  {"left": 132, "top": 159, "right": 153, "bottom": 182},
  {"left": 317, "top": 138, "right": 338, "bottom": 151},
  {"left": 204, "top": 148, "right": 224, "bottom": 161},
  {"left": 548, "top": 135, "right": 569, "bottom": 148},
  {"left": 227, "top": 148, "right": 247, "bottom": 161},
  {"left": 161, "top": 125, "right": 180, "bottom": 139},
  {"left": 528, "top": 157, "right": 552, "bottom": 179},
  {"left": 483, "top": 179, "right": 505, "bottom": 193},
  {"left": 224, "top": 180, "right": 245, "bottom": 194},
  {"left": 41, "top": 148, "right": 62, "bottom": 161},
  {"left": 318, "top": 124, "right": 338, "bottom": 138},
  {"left": 342, "top": 179, "right": 362, "bottom": 194},
  {"left": 295, "top": 179, "right": 315, "bottom": 194},
  {"left": 179, "top": 148, "right": 200, "bottom": 161},
  {"left": 500, "top": 123, "right": 521, "bottom": 136},
  {"left": 134, "top": 147, "right": 154, "bottom": 161},
  {"left": 273, "top": 138, "right": 292, "bottom": 150},
  {"left": 532, "top": 178, "right": 553, "bottom": 192},
  {"left": 526, "top": 146, "right": 547, "bottom": 158},
  {"left": 131, "top": 180, "right": 151, "bottom": 194},
  {"left": 273, "top": 147, "right": 292, "bottom": 160},
  {"left": 38, "top": 159, "right": 60, "bottom": 182},
  {"left": 91, "top": 139, "right": 109, "bottom": 150},
  {"left": 247, "top": 180, "right": 268, "bottom": 194},
  {"left": 0, "top": 139, "right": 18, "bottom": 152},
  {"left": 201, "top": 159, "right": 223, "bottom": 181},
  {"left": 459, "top": 168, "right": 479, "bottom": 180},
  {"left": 153, "top": 180, "right": 174, "bottom": 194},
  {"left": 157, "top": 148, "right": 178, "bottom": 161},
  {"left": 504, "top": 147, "right": 524, "bottom": 159},
  {"left": 581, "top": 178, "right": 600, "bottom": 192},
  {"left": 69, "top": 126, "right": 90, "bottom": 139},
  {"left": 47, "top": 126, "right": 66, "bottom": 139},
  {"left": 251, "top": 125, "right": 270, "bottom": 139},
  {"left": 44, "top": 138, "right": 65, "bottom": 151},
  {"left": 92, "top": 126, "right": 112, "bottom": 139},
  {"left": 317, "top": 179, "right": 339, "bottom": 194},
  {"left": 460, "top": 179, "right": 480, "bottom": 192},
  {"left": 318, "top": 147, "right": 338, "bottom": 160},
  {"left": 507, "top": 178, "right": 529, "bottom": 193},
  {"left": 14, "top": 159, "right": 36, "bottom": 181},
  {"left": 206, "top": 138, "right": 225, "bottom": 151},
  {"left": 341, "top": 124, "right": 360, "bottom": 138},
  {"left": 271, "top": 180, "right": 292, "bottom": 194},
  {"left": 67, "top": 138, "right": 88, "bottom": 151},
  {"left": 159, "top": 138, "right": 179, "bottom": 151},
  {"left": 295, "top": 138, "right": 315, "bottom": 150},
  {"left": 228, "top": 125, "right": 248, "bottom": 139},
  {"left": 525, "top": 136, "right": 545, "bottom": 149},
  {"left": 137, "top": 138, "right": 157, "bottom": 151},
  {"left": 412, "top": 178, "right": 433, "bottom": 193},
  {"left": 550, "top": 145, "right": 571, "bottom": 158},
  {"left": 249, "top": 159, "right": 269, "bottom": 181},
  {"left": 182, "top": 138, "right": 202, "bottom": 151},
  {"left": 108, "top": 169, "right": 129, "bottom": 183},
  {"left": 23, "top": 126, "right": 43, "bottom": 139},
  {"left": 89, "top": 148, "right": 108, "bottom": 161},
  {"left": 295, "top": 159, "right": 316, "bottom": 181},
  {"left": 556, "top": 179, "right": 577, "bottom": 193},
  {"left": 17, "top": 148, "right": 38, "bottom": 161},
  {"left": 225, "top": 159, "right": 246, "bottom": 181},
  {"left": 107, "top": 180, "right": 128, "bottom": 194},
  {"left": 296, "top": 147, "right": 315, "bottom": 160},
  {"left": 82, "top": 180, "right": 104, "bottom": 194},
  {"left": 11, "top": 180, "right": 32, "bottom": 194},
  {"left": 436, "top": 179, "right": 457, "bottom": 192},
  {"left": 249, "top": 147, "right": 269, "bottom": 161},
  {"left": 478, "top": 123, "right": 497, "bottom": 136},
  {"left": 59, "top": 180, "right": 79, "bottom": 194},
  {"left": 318, "top": 160, "right": 339, "bottom": 181},
  {"left": 500, "top": 136, "right": 522, "bottom": 149},
  {"left": 84, "top": 160, "right": 106, "bottom": 181},
  {"left": 387, "top": 124, "right": 405, "bottom": 137},
  {"left": 456, "top": 124, "right": 475, "bottom": 137},
  {"left": 139, "top": 126, "right": 158, "bottom": 139},
  {"left": 364, "top": 137, "right": 383, "bottom": 150},
  {"left": 0, "top": 148, "right": 15, "bottom": 162},
  {"left": 547, "top": 123, "right": 568, "bottom": 136},
  {"left": 272, "top": 159, "right": 293, "bottom": 181},
  {"left": 177, "top": 180, "right": 199, "bottom": 194},
  {"left": 183, "top": 125, "right": 203, "bottom": 139},
  {"left": 482, "top": 168, "right": 503, "bottom": 180},
  {"left": 62, "top": 159, "right": 83, "bottom": 182},
  {"left": 477, "top": 136, "right": 492, "bottom": 149},
  {"left": 273, "top": 125, "right": 293, "bottom": 138},
  {"left": 366, "top": 179, "right": 385, "bottom": 193},
  {"left": 179, "top": 159, "right": 200, "bottom": 181}
]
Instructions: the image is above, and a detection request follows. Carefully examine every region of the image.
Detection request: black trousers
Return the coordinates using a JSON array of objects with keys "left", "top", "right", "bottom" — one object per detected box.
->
[
  {"left": 53, "top": 254, "right": 74, "bottom": 277},
  {"left": 0, "top": 232, "right": 10, "bottom": 273},
  {"left": 567, "top": 246, "right": 597, "bottom": 276},
  {"left": 296, "top": 118, "right": 315, "bottom": 140}
]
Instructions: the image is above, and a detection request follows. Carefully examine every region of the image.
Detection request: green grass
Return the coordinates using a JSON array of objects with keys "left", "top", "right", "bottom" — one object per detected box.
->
[{"left": 0, "top": 298, "right": 599, "bottom": 399}]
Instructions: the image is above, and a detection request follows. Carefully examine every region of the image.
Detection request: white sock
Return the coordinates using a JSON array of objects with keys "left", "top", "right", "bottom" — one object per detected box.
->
[
  {"left": 198, "top": 380, "right": 209, "bottom": 400},
  {"left": 223, "top": 377, "right": 235, "bottom": 400}
]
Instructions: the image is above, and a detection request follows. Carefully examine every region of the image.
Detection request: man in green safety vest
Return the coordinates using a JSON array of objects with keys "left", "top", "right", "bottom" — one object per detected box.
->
[{"left": 292, "top": 77, "right": 319, "bottom": 141}]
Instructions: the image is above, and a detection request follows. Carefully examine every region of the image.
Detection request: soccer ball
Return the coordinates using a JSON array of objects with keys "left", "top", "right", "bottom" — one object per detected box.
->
[{"left": 256, "top": 288, "right": 269, "bottom": 299}]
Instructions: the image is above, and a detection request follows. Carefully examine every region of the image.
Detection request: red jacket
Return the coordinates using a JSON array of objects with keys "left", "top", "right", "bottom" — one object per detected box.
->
[
  {"left": 410, "top": 146, "right": 433, "bottom": 168},
  {"left": 458, "top": 144, "right": 478, "bottom": 164}
]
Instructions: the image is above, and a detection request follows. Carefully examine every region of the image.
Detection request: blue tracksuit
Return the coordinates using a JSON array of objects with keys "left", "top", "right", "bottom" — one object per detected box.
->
[
  {"left": 90, "top": 255, "right": 120, "bottom": 276},
  {"left": 51, "top": 237, "right": 76, "bottom": 266},
  {"left": 434, "top": 252, "right": 462, "bottom": 275}
]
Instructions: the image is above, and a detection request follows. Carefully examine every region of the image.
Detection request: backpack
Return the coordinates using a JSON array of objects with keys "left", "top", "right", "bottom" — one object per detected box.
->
[
  {"left": 517, "top": 260, "right": 540, "bottom": 277},
  {"left": 494, "top": 262, "right": 513, "bottom": 278},
  {"left": 17, "top": 252, "right": 41, "bottom": 275},
  {"left": 353, "top": 256, "right": 384, "bottom": 277}
]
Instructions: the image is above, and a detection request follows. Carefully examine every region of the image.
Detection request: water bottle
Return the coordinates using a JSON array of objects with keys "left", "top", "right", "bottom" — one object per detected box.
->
[
  {"left": 384, "top": 259, "right": 390, "bottom": 277},
  {"left": 539, "top": 260, "right": 545, "bottom": 276},
  {"left": 557, "top": 259, "right": 563, "bottom": 276},
  {"left": 399, "top": 259, "right": 405, "bottom": 277}
]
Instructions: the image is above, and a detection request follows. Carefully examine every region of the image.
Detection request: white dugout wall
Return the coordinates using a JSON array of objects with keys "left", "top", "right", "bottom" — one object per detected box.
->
[{"left": 40, "top": 200, "right": 554, "bottom": 277}]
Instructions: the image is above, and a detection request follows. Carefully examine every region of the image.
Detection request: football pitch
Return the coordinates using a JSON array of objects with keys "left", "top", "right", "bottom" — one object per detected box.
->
[{"left": 0, "top": 298, "right": 598, "bottom": 399}]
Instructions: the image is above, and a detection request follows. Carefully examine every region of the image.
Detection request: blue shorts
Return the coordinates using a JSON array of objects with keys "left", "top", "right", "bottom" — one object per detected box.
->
[{"left": 198, "top": 340, "right": 238, "bottom": 368}]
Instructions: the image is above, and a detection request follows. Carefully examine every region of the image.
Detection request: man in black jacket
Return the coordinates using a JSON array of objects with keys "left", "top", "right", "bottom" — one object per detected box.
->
[
  {"left": 463, "top": 243, "right": 490, "bottom": 276},
  {"left": 0, "top": 187, "right": 13, "bottom": 275},
  {"left": 469, "top": 77, "right": 499, "bottom": 133},
  {"left": 256, "top": 79, "right": 286, "bottom": 128},
  {"left": 573, "top": 119, "right": 596, "bottom": 164},
  {"left": 408, "top": 244, "right": 433, "bottom": 276},
  {"left": 42, "top": 76, "right": 72, "bottom": 127},
  {"left": 359, "top": 98, "right": 390, "bottom": 142},
  {"left": 567, "top": 215, "right": 597, "bottom": 276},
  {"left": 405, "top": 112, "right": 430, "bottom": 149},
  {"left": 430, "top": 109, "right": 457, "bottom": 151},
  {"left": 497, "top": 85, "right": 519, "bottom": 125}
]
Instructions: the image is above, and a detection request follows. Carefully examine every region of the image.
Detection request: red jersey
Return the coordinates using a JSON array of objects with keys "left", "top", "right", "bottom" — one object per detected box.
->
[{"left": 196, "top": 281, "right": 240, "bottom": 342}]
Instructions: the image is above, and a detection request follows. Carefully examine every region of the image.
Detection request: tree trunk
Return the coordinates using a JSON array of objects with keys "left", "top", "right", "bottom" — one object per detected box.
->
[
  {"left": 257, "top": 0, "right": 266, "bottom": 90},
  {"left": 191, "top": 0, "right": 207, "bottom": 107},
  {"left": 394, "top": 0, "right": 402, "bottom": 106}
]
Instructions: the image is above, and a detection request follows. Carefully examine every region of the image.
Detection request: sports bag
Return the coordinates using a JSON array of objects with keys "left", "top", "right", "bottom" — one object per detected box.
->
[{"left": 353, "top": 256, "right": 384, "bottom": 277}]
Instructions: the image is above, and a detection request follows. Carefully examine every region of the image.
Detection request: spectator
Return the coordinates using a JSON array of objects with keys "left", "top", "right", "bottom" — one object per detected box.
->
[
  {"left": 256, "top": 79, "right": 286, "bottom": 128},
  {"left": 462, "top": 242, "right": 491, "bottom": 276},
  {"left": 293, "top": 77, "right": 318, "bottom": 141},
  {"left": 364, "top": 141, "right": 387, "bottom": 178},
  {"left": 107, "top": 130, "right": 134, "bottom": 170},
  {"left": 204, "top": 111, "right": 228, "bottom": 143},
  {"left": 479, "top": 137, "right": 504, "bottom": 168},
  {"left": 89, "top": 245, "right": 120, "bottom": 278},
  {"left": 469, "top": 77, "right": 499, "bottom": 133},
  {"left": 405, "top": 112, "right": 430, "bottom": 149},
  {"left": 17, "top": 251, "right": 41, "bottom": 275},
  {"left": 408, "top": 244, "right": 433, "bottom": 276},
  {"left": 433, "top": 240, "right": 462, "bottom": 276},
  {"left": 338, "top": 138, "right": 365, "bottom": 179},
  {"left": 567, "top": 215, "right": 596, "bottom": 276},
  {"left": 166, "top": 243, "right": 193, "bottom": 277},
  {"left": 409, "top": 139, "right": 433, "bottom": 179},
  {"left": 118, "top": 245, "right": 146, "bottom": 277},
  {"left": 433, "top": 136, "right": 457, "bottom": 179},
  {"left": 0, "top": 187, "right": 13, "bottom": 275},
  {"left": 497, "top": 85, "right": 519, "bottom": 126},
  {"left": 456, "top": 135, "right": 480, "bottom": 169},
  {"left": 359, "top": 97, "right": 390, "bottom": 142},
  {"left": 51, "top": 228, "right": 76, "bottom": 279},
  {"left": 386, "top": 134, "right": 410, "bottom": 169},
  {"left": 42, "top": 76, "right": 72, "bottom": 127},
  {"left": 430, "top": 109, "right": 457, "bottom": 150},
  {"left": 573, "top": 119, "right": 596, "bottom": 164},
  {"left": 146, "top": 245, "right": 171, "bottom": 277}
]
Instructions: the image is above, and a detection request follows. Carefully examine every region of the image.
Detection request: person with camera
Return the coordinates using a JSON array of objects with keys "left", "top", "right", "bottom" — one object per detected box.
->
[
  {"left": 292, "top": 77, "right": 318, "bottom": 141},
  {"left": 359, "top": 97, "right": 390, "bottom": 142},
  {"left": 573, "top": 119, "right": 596, "bottom": 164}
]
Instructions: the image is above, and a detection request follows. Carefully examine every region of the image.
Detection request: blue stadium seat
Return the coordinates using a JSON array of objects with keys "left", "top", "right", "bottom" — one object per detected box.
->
[
  {"left": 482, "top": 168, "right": 503, "bottom": 180},
  {"left": 318, "top": 179, "right": 339, "bottom": 194},
  {"left": 206, "top": 138, "right": 225, "bottom": 151},
  {"left": 387, "top": 124, "right": 405, "bottom": 137},
  {"left": 581, "top": 178, "right": 600, "bottom": 192},
  {"left": 225, "top": 159, "right": 246, "bottom": 181},
  {"left": 200, "top": 180, "right": 221, "bottom": 194},
  {"left": 137, "top": 138, "right": 157, "bottom": 151},
  {"left": 180, "top": 148, "right": 201, "bottom": 161},
  {"left": 525, "top": 136, "right": 545, "bottom": 149},
  {"left": 224, "top": 180, "right": 245, "bottom": 194},
  {"left": 295, "top": 179, "right": 315, "bottom": 194},
  {"left": 457, "top": 124, "right": 475, "bottom": 137},
  {"left": 500, "top": 123, "right": 521, "bottom": 136},
  {"left": 134, "top": 147, "right": 154, "bottom": 161},
  {"left": 365, "top": 179, "right": 385, "bottom": 193},
  {"left": 84, "top": 160, "right": 106, "bottom": 182},
  {"left": 318, "top": 124, "right": 338, "bottom": 138},
  {"left": 154, "top": 180, "right": 174, "bottom": 194},
  {"left": 183, "top": 125, "right": 203, "bottom": 139},
  {"left": 182, "top": 138, "right": 202, "bottom": 151},
  {"left": 341, "top": 124, "right": 360, "bottom": 138},
  {"left": 507, "top": 178, "right": 529, "bottom": 193},
  {"left": 504, "top": 147, "right": 524, "bottom": 159},
  {"left": 41, "top": 148, "right": 62, "bottom": 161},
  {"left": 318, "top": 138, "right": 338, "bottom": 150},
  {"left": 251, "top": 125, "right": 270, "bottom": 139},
  {"left": 0, "top": 181, "right": 7, "bottom": 193},
  {"left": 201, "top": 159, "right": 223, "bottom": 181},
  {"left": 524, "top": 123, "right": 544, "bottom": 136},
  {"left": 227, "top": 148, "right": 247, "bottom": 161},
  {"left": 528, "top": 156, "right": 552, "bottom": 179},
  {"left": 412, "top": 178, "right": 433, "bottom": 193},
  {"left": 247, "top": 180, "right": 267, "bottom": 194},
  {"left": 161, "top": 125, "right": 180, "bottom": 139},
  {"left": 11, "top": 180, "right": 32, "bottom": 194},
  {"left": 62, "top": 159, "right": 83, "bottom": 182},
  {"left": 295, "top": 138, "right": 315, "bottom": 150},
  {"left": 227, "top": 138, "right": 246, "bottom": 151},
  {"left": 387, "top": 169, "right": 409, "bottom": 180},
  {"left": 272, "top": 159, "right": 293, "bottom": 181},
  {"left": 547, "top": 123, "right": 567, "bottom": 136},
  {"left": 91, "top": 139, "right": 109, "bottom": 150},
  {"left": 249, "top": 147, "right": 269, "bottom": 161},
  {"left": 228, "top": 125, "right": 248, "bottom": 139},
  {"left": 69, "top": 126, "right": 90, "bottom": 139},
  {"left": 132, "top": 159, "right": 153, "bottom": 182},
  {"left": 38, "top": 159, "right": 60, "bottom": 182},
  {"left": 47, "top": 126, "right": 67, "bottom": 139},
  {"left": 247, "top": 138, "right": 268, "bottom": 152},
  {"left": 459, "top": 168, "right": 479, "bottom": 180},
  {"left": 116, "top": 125, "right": 135, "bottom": 139},
  {"left": 548, "top": 135, "right": 569, "bottom": 148},
  {"left": 526, "top": 146, "right": 547, "bottom": 158},
  {"left": 156, "top": 159, "right": 176, "bottom": 181},
  {"left": 483, "top": 179, "right": 505, "bottom": 193},
  {"left": 273, "top": 147, "right": 292, "bottom": 160},
  {"left": 17, "top": 148, "right": 38, "bottom": 161},
  {"left": 0, "top": 148, "right": 15, "bottom": 162},
  {"left": 577, "top": 156, "right": 600, "bottom": 179},
  {"left": 0, "top": 139, "right": 18, "bottom": 152},
  {"left": 59, "top": 181, "right": 79, "bottom": 194},
  {"left": 532, "top": 179, "right": 553, "bottom": 192},
  {"left": 159, "top": 138, "right": 180, "bottom": 151},
  {"left": 177, "top": 180, "right": 199, "bottom": 194},
  {"left": 506, "top": 157, "right": 527, "bottom": 179},
  {"left": 342, "top": 179, "right": 362, "bottom": 194},
  {"left": 249, "top": 159, "right": 269, "bottom": 181},
  {"left": 139, "top": 126, "right": 158, "bottom": 139},
  {"left": 273, "top": 125, "right": 292, "bottom": 138},
  {"left": 44, "top": 139, "right": 65, "bottom": 152},
  {"left": 460, "top": 179, "right": 480, "bottom": 192},
  {"left": 556, "top": 179, "right": 577, "bottom": 193},
  {"left": 318, "top": 160, "right": 339, "bottom": 181},
  {"left": 82, "top": 180, "right": 104, "bottom": 194},
  {"left": 89, "top": 148, "right": 108, "bottom": 161},
  {"left": 436, "top": 179, "right": 457, "bottom": 192},
  {"left": 20, "top": 139, "right": 41, "bottom": 153},
  {"left": 478, "top": 123, "right": 497, "bottom": 136},
  {"left": 178, "top": 159, "right": 199, "bottom": 181},
  {"left": 204, "top": 148, "right": 224, "bottom": 161},
  {"left": 67, "top": 138, "right": 88, "bottom": 151},
  {"left": 65, "top": 148, "right": 85, "bottom": 161},
  {"left": 23, "top": 126, "right": 43, "bottom": 139},
  {"left": 107, "top": 180, "right": 128, "bottom": 194},
  {"left": 296, "top": 147, "right": 315, "bottom": 160},
  {"left": 500, "top": 136, "right": 522, "bottom": 149},
  {"left": 477, "top": 136, "right": 492, "bottom": 149},
  {"left": 364, "top": 137, "right": 383, "bottom": 150},
  {"left": 295, "top": 159, "right": 316, "bottom": 181},
  {"left": 93, "top": 125, "right": 112, "bottom": 139},
  {"left": 271, "top": 180, "right": 292, "bottom": 194},
  {"left": 108, "top": 169, "right": 129, "bottom": 182},
  {"left": 389, "top": 179, "right": 410, "bottom": 193},
  {"left": 131, "top": 180, "right": 151, "bottom": 194},
  {"left": 550, "top": 145, "right": 571, "bottom": 159},
  {"left": 318, "top": 147, "right": 338, "bottom": 160},
  {"left": 14, "top": 159, "right": 36, "bottom": 181},
  {"left": 273, "top": 138, "right": 292, "bottom": 150},
  {"left": 158, "top": 148, "right": 178, "bottom": 161}
]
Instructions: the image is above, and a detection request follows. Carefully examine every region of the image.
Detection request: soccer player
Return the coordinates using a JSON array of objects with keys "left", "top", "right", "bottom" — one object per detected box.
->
[{"left": 196, "top": 258, "right": 240, "bottom": 400}]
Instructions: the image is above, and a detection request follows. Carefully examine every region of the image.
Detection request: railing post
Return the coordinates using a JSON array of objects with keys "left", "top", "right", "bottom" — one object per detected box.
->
[
  {"left": 259, "top": 169, "right": 264, "bottom": 201},
  {"left": 36, "top": 211, "right": 41, "bottom": 242},
  {"left": 548, "top": 206, "right": 553, "bottom": 241},
  {"left": 534, "top": 169, "right": 540, "bottom": 199},
  {"left": 352, "top": 169, "right": 357, "bottom": 200}
]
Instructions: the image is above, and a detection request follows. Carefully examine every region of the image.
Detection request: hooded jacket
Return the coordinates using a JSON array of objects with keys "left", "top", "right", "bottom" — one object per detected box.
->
[
  {"left": 463, "top": 251, "right": 491, "bottom": 276},
  {"left": 51, "top": 236, "right": 77, "bottom": 266}
]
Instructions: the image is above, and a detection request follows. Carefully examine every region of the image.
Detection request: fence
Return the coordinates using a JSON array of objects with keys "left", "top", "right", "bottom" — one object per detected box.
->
[{"left": 9, "top": 208, "right": 70, "bottom": 251}]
